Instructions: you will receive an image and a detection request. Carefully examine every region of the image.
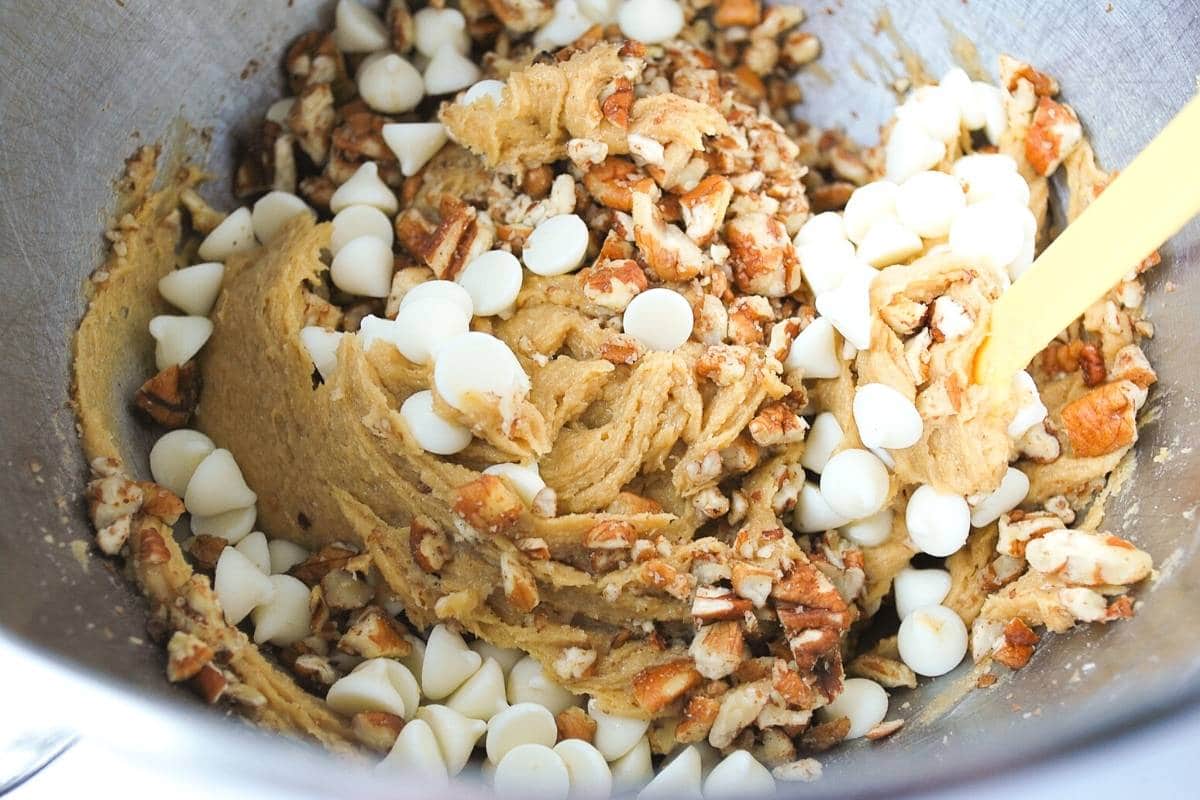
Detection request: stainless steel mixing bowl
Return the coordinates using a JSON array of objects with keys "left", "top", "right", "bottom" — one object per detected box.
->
[{"left": 1, "top": 1, "right": 1198, "bottom": 796}]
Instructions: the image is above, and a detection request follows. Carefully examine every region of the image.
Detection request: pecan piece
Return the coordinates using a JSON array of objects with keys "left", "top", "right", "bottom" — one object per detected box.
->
[
  {"left": 166, "top": 631, "right": 214, "bottom": 682},
  {"left": 692, "top": 586, "right": 753, "bottom": 621},
  {"left": 352, "top": 711, "right": 405, "bottom": 752},
  {"left": 453, "top": 474, "right": 524, "bottom": 536},
  {"left": 633, "top": 659, "right": 703, "bottom": 713},
  {"left": 676, "top": 695, "right": 721, "bottom": 743},
  {"left": 679, "top": 175, "right": 733, "bottom": 246},
  {"left": 410, "top": 516, "right": 451, "bottom": 573},
  {"left": 992, "top": 617, "right": 1039, "bottom": 670},
  {"left": 689, "top": 621, "right": 745, "bottom": 680},
  {"left": 134, "top": 362, "right": 202, "bottom": 428},
  {"left": 601, "top": 77, "right": 633, "bottom": 130},
  {"left": 584, "top": 520, "right": 637, "bottom": 550},
  {"left": 1060, "top": 380, "right": 1140, "bottom": 457},
  {"left": 338, "top": 606, "right": 413, "bottom": 659},
  {"left": 501, "top": 552, "right": 540, "bottom": 612},
  {"left": 556, "top": 706, "right": 597, "bottom": 743},
  {"left": 1026, "top": 96, "right": 1082, "bottom": 176}
]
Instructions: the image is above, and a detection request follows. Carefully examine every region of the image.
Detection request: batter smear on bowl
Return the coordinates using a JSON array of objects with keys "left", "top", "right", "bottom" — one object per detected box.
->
[{"left": 72, "top": 0, "right": 1161, "bottom": 794}]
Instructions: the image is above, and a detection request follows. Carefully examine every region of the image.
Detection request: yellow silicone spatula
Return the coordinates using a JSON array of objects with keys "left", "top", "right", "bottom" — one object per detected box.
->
[{"left": 973, "top": 94, "right": 1200, "bottom": 389}]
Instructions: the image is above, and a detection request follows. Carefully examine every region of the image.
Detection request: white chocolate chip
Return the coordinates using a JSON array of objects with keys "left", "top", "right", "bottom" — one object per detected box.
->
[
  {"left": 148, "top": 315, "right": 214, "bottom": 370},
  {"left": 1007, "top": 370, "right": 1048, "bottom": 438},
  {"left": 638, "top": 745, "right": 702, "bottom": 800},
  {"left": 940, "top": 68, "right": 974, "bottom": 125},
  {"left": 897, "top": 85, "right": 961, "bottom": 141},
  {"left": 856, "top": 219, "right": 924, "bottom": 268},
  {"left": 617, "top": 0, "right": 684, "bottom": 44},
  {"left": 331, "top": 204, "right": 394, "bottom": 256},
  {"left": 622, "top": 287, "right": 693, "bottom": 352},
  {"left": 885, "top": 118, "right": 946, "bottom": 184},
  {"left": 416, "top": 704, "right": 488, "bottom": 775},
  {"left": 198, "top": 207, "right": 255, "bottom": 261},
  {"left": 893, "top": 566, "right": 952, "bottom": 620},
  {"left": 150, "top": 429, "right": 215, "bottom": 497},
  {"left": 523, "top": 214, "right": 589, "bottom": 276},
  {"left": 422, "top": 624, "right": 484, "bottom": 700},
  {"left": 483, "top": 463, "right": 546, "bottom": 506},
  {"left": 555, "top": 739, "right": 613, "bottom": 800},
  {"left": 819, "top": 449, "right": 890, "bottom": 521},
  {"left": 399, "top": 279, "right": 475, "bottom": 318},
  {"left": 494, "top": 743, "right": 570, "bottom": 800},
  {"left": 333, "top": 0, "right": 389, "bottom": 52},
  {"left": 433, "top": 332, "right": 531, "bottom": 414},
  {"left": 265, "top": 98, "right": 295, "bottom": 125},
  {"left": 948, "top": 200, "right": 1031, "bottom": 277},
  {"left": 413, "top": 7, "right": 469, "bottom": 57},
  {"left": 423, "top": 43, "right": 482, "bottom": 96},
  {"left": 814, "top": 262, "right": 875, "bottom": 350},
  {"left": 588, "top": 698, "right": 649, "bottom": 761},
  {"left": 819, "top": 677, "right": 888, "bottom": 739},
  {"left": 897, "top": 604, "right": 968, "bottom": 676},
  {"left": 896, "top": 170, "right": 966, "bottom": 239},
  {"left": 300, "top": 326, "right": 344, "bottom": 382},
  {"left": 793, "top": 481, "right": 851, "bottom": 533},
  {"left": 841, "top": 507, "right": 893, "bottom": 548},
  {"left": 251, "top": 191, "right": 313, "bottom": 244},
  {"left": 399, "top": 634, "right": 427, "bottom": 681},
  {"left": 969, "top": 467, "right": 1030, "bottom": 527},
  {"left": 842, "top": 181, "right": 899, "bottom": 244},
  {"left": 330, "top": 236, "right": 395, "bottom": 298},
  {"left": 486, "top": 702, "right": 558, "bottom": 764},
  {"left": 507, "top": 655, "right": 580, "bottom": 715},
  {"left": 610, "top": 736, "right": 653, "bottom": 795},
  {"left": 794, "top": 211, "right": 847, "bottom": 248},
  {"left": 952, "top": 154, "right": 1029, "bottom": 207},
  {"left": 783, "top": 317, "right": 840, "bottom": 379},
  {"left": 386, "top": 297, "right": 472, "bottom": 364},
  {"left": 905, "top": 485, "right": 971, "bottom": 557},
  {"left": 463, "top": 80, "right": 506, "bottom": 108},
  {"left": 267, "top": 539, "right": 309, "bottom": 574},
  {"left": 796, "top": 238, "right": 856, "bottom": 296},
  {"left": 214, "top": 546, "right": 275, "bottom": 625},
  {"left": 191, "top": 506, "right": 257, "bottom": 545},
  {"left": 382, "top": 122, "right": 449, "bottom": 176},
  {"left": 446, "top": 657, "right": 510, "bottom": 721},
  {"left": 853, "top": 383, "right": 923, "bottom": 450},
  {"left": 251, "top": 574, "right": 311, "bottom": 646},
  {"left": 470, "top": 641, "right": 525, "bottom": 675},
  {"left": 456, "top": 250, "right": 524, "bottom": 316},
  {"left": 703, "top": 750, "right": 775, "bottom": 800},
  {"left": 158, "top": 262, "right": 224, "bottom": 316},
  {"left": 357, "top": 52, "right": 425, "bottom": 114},
  {"left": 400, "top": 390, "right": 473, "bottom": 455},
  {"left": 800, "top": 412, "right": 844, "bottom": 474},
  {"left": 332, "top": 658, "right": 421, "bottom": 719},
  {"left": 234, "top": 530, "right": 270, "bottom": 574},
  {"left": 184, "top": 448, "right": 257, "bottom": 517},
  {"left": 579, "top": 0, "right": 621, "bottom": 23},
  {"left": 534, "top": 0, "right": 594, "bottom": 50},
  {"left": 970, "top": 81, "right": 1007, "bottom": 144},
  {"left": 330, "top": 162, "right": 399, "bottom": 215},
  {"left": 379, "top": 718, "right": 449, "bottom": 785}
]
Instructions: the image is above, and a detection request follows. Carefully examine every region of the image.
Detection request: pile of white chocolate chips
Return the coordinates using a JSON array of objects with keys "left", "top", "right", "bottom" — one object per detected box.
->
[{"left": 81, "top": 0, "right": 1165, "bottom": 797}]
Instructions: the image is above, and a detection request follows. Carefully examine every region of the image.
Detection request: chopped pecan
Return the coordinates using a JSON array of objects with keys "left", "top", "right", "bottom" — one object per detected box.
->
[
  {"left": 1026, "top": 96, "right": 1082, "bottom": 176},
  {"left": 522, "top": 165, "right": 555, "bottom": 200},
  {"left": 631, "top": 182, "right": 705, "bottom": 281},
  {"left": 599, "top": 334, "right": 645, "bottom": 365},
  {"left": 809, "top": 181, "right": 855, "bottom": 213},
  {"left": 138, "top": 482, "right": 184, "bottom": 524},
  {"left": 714, "top": 0, "right": 761, "bottom": 27},
  {"left": 641, "top": 559, "right": 695, "bottom": 600},
  {"left": 501, "top": 551, "right": 540, "bottom": 612},
  {"left": 410, "top": 516, "right": 451, "bottom": 573},
  {"left": 554, "top": 646, "right": 598, "bottom": 680},
  {"left": 339, "top": 606, "right": 413, "bottom": 659},
  {"left": 556, "top": 706, "right": 597, "bottom": 743},
  {"left": 386, "top": 0, "right": 416, "bottom": 53},
  {"left": 865, "top": 719, "right": 905, "bottom": 741},
  {"left": 1060, "top": 380, "right": 1140, "bottom": 458},
  {"left": 709, "top": 680, "right": 770, "bottom": 749},
  {"left": 847, "top": 653, "right": 917, "bottom": 689},
  {"left": 166, "top": 631, "right": 213, "bottom": 683},
  {"left": 321, "top": 569, "right": 374, "bottom": 611},
  {"left": 633, "top": 659, "right": 703, "bottom": 713},
  {"left": 731, "top": 562, "right": 776, "bottom": 608},
  {"left": 453, "top": 474, "right": 525, "bottom": 536},
  {"left": 772, "top": 561, "right": 847, "bottom": 610},
  {"left": 725, "top": 212, "right": 799, "bottom": 297},
  {"left": 187, "top": 534, "right": 228, "bottom": 572},
  {"left": 607, "top": 492, "right": 663, "bottom": 515},
  {"left": 1109, "top": 343, "right": 1157, "bottom": 388},
  {"left": 285, "top": 30, "right": 345, "bottom": 94},
  {"left": 748, "top": 402, "right": 807, "bottom": 447},
  {"left": 696, "top": 345, "right": 750, "bottom": 386},
  {"left": 485, "top": 0, "right": 552, "bottom": 31},
  {"left": 396, "top": 196, "right": 495, "bottom": 280},
  {"left": 675, "top": 695, "right": 721, "bottom": 743},
  {"left": 584, "top": 519, "right": 637, "bottom": 550},
  {"left": 293, "top": 653, "right": 339, "bottom": 687},
  {"left": 288, "top": 83, "right": 336, "bottom": 165},
  {"left": 601, "top": 77, "right": 633, "bottom": 130},
  {"left": 726, "top": 294, "right": 773, "bottom": 345},
  {"left": 692, "top": 586, "right": 753, "bottom": 621},
  {"left": 992, "top": 617, "right": 1039, "bottom": 670},
  {"left": 800, "top": 716, "right": 850, "bottom": 752},
  {"left": 583, "top": 157, "right": 640, "bottom": 213},
  {"left": 582, "top": 259, "right": 648, "bottom": 311},
  {"left": 679, "top": 175, "right": 733, "bottom": 246},
  {"left": 518, "top": 537, "right": 551, "bottom": 560},
  {"left": 189, "top": 663, "right": 228, "bottom": 705},
  {"left": 689, "top": 621, "right": 745, "bottom": 680},
  {"left": 352, "top": 711, "right": 405, "bottom": 752},
  {"left": 290, "top": 544, "right": 358, "bottom": 585},
  {"left": 134, "top": 362, "right": 202, "bottom": 428},
  {"left": 1025, "top": 529, "right": 1152, "bottom": 586}
]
